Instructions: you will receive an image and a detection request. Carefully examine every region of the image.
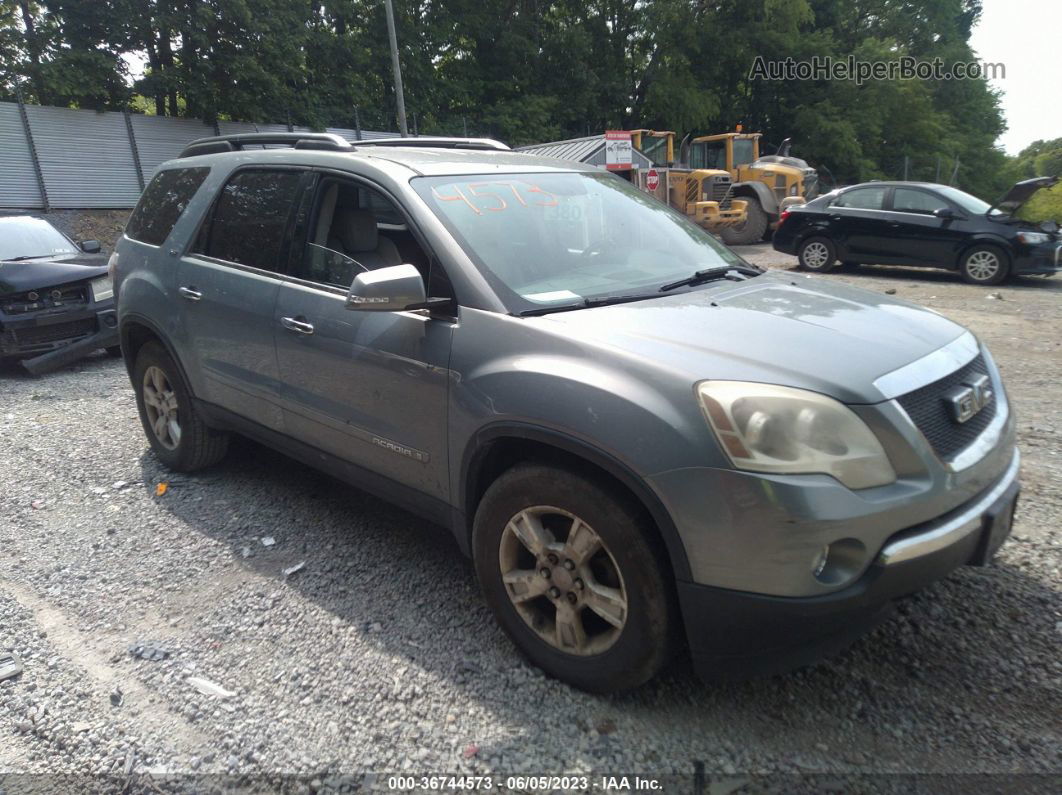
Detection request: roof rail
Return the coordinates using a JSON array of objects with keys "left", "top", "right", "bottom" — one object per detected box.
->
[
  {"left": 356, "top": 136, "right": 510, "bottom": 151},
  {"left": 179, "top": 132, "right": 353, "bottom": 158}
]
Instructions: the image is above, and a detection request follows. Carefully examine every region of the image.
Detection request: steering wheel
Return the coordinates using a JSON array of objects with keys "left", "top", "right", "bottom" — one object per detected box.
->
[{"left": 579, "top": 240, "right": 614, "bottom": 261}]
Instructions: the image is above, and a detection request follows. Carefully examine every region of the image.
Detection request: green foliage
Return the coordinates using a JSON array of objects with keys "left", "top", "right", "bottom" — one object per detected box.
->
[
  {"left": 1020, "top": 184, "right": 1062, "bottom": 224},
  {"left": 0, "top": 0, "right": 1015, "bottom": 198},
  {"left": 1002, "top": 138, "right": 1062, "bottom": 223}
]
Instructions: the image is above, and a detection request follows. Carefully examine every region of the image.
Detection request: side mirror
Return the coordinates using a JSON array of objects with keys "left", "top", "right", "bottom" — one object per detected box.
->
[
  {"left": 345, "top": 264, "right": 426, "bottom": 312},
  {"left": 80, "top": 239, "right": 101, "bottom": 253},
  {"left": 1040, "top": 219, "right": 1059, "bottom": 234},
  {"left": 932, "top": 207, "right": 956, "bottom": 220}
]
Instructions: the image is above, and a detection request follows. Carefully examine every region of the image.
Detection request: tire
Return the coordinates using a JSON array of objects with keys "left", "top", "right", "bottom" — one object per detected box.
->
[
  {"left": 720, "top": 199, "right": 769, "bottom": 245},
  {"left": 959, "top": 244, "right": 1010, "bottom": 286},
  {"left": 105, "top": 345, "right": 123, "bottom": 358},
  {"left": 797, "top": 236, "right": 838, "bottom": 272},
  {"left": 473, "top": 463, "right": 678, "bottom": 693},
  {"left": 133, "top": 341, "right": 229, "bottom": 471}
]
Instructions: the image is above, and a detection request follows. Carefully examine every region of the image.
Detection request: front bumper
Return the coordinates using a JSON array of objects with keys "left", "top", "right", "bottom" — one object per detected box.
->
[
  {"left": 0, "top": 302, "right": 118, "bottom": 372},
  {"left": 679, "top": 448, "right": 1020, "bottom": 679},
  {"left": 692, "top": 199, "right": 748, "bottom": 230},
  {"left": 1013, "top": 241, "right": 1062, "bottom": 275}
]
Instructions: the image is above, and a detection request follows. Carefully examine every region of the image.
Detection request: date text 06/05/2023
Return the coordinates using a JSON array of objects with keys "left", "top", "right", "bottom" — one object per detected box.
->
[{"left": 385, "top": 775, "right": 663, "bottom": 791}]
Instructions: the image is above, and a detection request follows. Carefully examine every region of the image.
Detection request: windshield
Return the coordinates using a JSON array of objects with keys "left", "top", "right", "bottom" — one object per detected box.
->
[
  {"left": 934, "top": 186, "right": 1000, "bottom": 216},
  {"left": 0, "top": 217, "right": 78, "bottom": 260},
  {"left": 733, "top": 138, "right": 756, "bottom": 166},
  {"left": 413, "top": 171, "right": 746, "bottom": 312}
]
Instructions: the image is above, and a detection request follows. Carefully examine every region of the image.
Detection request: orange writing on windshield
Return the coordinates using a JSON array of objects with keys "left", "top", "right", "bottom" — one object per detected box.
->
[{"left": 432, "top": 181, "right": 558, "bottom": 215}]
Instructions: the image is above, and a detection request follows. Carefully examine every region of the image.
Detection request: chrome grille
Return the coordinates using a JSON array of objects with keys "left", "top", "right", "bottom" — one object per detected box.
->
[{"left": 896, "top": 354, "right": 997, "bottom": 461}]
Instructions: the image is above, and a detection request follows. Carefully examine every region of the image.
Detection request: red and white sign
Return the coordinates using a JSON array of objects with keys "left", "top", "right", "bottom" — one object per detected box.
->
[
  {"left": 646, "top": 169, "right": 660, "bottom": 192},
  {"left": 604, "top": 130, "right": 633, "bottom": 170}
]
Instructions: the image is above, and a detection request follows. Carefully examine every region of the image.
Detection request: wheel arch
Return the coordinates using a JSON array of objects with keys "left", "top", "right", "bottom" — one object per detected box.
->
[
  {"left": 956, "top": 236, "right": 1013, "bottom": 269},
  {"left": 731, "top": 181, "right": 779, "bottom": 218},
  {"left": 119, "top": 314, "right": 195, "bottom": 398},
  {"left": 460, "top": 423, "right": 693, "bottom": 582}
]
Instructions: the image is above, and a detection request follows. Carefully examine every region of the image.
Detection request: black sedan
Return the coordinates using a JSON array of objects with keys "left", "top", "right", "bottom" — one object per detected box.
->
[
  {"left": 0, "top": 215, "right": 120, "bottom": 373},
  {"left": 772, "top": 177, "right": 1061, "bottom": 285}
]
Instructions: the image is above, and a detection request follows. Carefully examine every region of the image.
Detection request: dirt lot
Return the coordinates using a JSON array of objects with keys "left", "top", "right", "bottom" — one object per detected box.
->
[{"left": 1, "top": 243, "right": 1060, "bottom": 790}]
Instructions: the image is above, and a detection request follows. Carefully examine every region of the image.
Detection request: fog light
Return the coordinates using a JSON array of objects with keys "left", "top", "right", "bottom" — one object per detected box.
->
[{"left": 812, "top": 538, "right": 867, "bottom": 586}]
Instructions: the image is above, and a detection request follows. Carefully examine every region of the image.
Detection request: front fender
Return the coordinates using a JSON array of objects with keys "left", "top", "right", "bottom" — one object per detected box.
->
[
  {"left": 732, "top": 181, "right": 780, "bottom": 216},
  {"left": 448, "top": 309, "right": 729, "bottom": 580},
  {"left": 958, "top": 233, "right": 1014, "bottom": 266}
]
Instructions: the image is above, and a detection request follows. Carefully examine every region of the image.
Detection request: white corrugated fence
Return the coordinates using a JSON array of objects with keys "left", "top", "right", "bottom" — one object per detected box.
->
[{"left": 0, "top": 101, "right": 395, "bottom": 209}]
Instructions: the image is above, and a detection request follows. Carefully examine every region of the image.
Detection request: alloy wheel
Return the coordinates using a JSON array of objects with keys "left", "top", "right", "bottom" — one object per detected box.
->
[
  {"left": 498, "top": 506, "right": 627, "bottom": 656},
  {"left": 142, "top": 365, "right": 181, "bottom": 450},
  {"left": 965, "top": 250, "right": 1001, "bottom": 281},
  {"left": 802, "top": 241, "right": 831, "bottom": 269}
]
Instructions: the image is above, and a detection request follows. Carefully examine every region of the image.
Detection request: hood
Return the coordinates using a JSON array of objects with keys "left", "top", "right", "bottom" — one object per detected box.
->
[
  {"left": 753, "top": 154, "right": 812, "bottom": 172},
  {"left": 532, "top": 272, "right": 967, "bottom": 404},
  {"left": 0, "top": 254, "right": 108, "bottom": 296},
  {"left": 989, "top": 175, "right": 1058, "bottom": 215}
]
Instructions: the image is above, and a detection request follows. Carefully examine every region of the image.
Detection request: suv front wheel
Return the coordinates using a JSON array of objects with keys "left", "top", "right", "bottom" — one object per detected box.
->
[
  {"left": 133, "top": 341, "right": 229, "bottom": 471},
  {"left": 473, "top": 464, "right": 677, "bottom": 692}
]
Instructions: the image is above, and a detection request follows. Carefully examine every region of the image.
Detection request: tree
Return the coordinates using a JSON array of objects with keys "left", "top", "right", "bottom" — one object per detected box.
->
[{"left": 0, "top": 0, "right": 1013, "bottom": 197}]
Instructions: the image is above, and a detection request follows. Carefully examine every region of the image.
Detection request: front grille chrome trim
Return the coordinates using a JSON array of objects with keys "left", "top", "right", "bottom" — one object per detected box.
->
[{"left": 872, "top": 331, "right": 979, "bottom": 401}]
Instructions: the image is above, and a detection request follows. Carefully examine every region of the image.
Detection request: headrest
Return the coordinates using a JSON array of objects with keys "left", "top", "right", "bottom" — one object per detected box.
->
[{"left": 334, "top": 209, "right": 379, "bottom": 253}]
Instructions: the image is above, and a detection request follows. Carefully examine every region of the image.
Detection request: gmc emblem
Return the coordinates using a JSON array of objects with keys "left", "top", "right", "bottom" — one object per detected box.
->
[{"left": 944, "top": 374, "right": 993, "bottom": 424}]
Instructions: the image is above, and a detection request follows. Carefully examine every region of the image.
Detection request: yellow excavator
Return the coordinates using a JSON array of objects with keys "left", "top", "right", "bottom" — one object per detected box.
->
[
  {"left": 628, "top": 129, "right": 748, "bottom": 235},
  {"left": 684, "top": 126, "right": 820, "bottom": 244}
]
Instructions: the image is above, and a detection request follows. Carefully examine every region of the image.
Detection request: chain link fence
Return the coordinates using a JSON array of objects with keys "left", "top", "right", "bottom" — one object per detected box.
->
[{"left": 0, "top": 101, "right": 396, "bottom": 210}]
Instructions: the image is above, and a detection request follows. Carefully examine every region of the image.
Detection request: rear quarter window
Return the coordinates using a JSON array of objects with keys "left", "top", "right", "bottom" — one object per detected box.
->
[
  {"left": 125, "top": 167, "right": 210, "bottom": 246},
  {"left": 833, "top": 187, "right": 887, "bottom": 210}
]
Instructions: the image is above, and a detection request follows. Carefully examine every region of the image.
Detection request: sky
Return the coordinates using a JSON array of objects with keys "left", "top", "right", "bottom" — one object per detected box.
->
[{"left": 969, "top": 0, "right": 1062, "bottom": 155}]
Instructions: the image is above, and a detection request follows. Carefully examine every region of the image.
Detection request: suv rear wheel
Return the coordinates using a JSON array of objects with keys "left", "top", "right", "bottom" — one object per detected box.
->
[
  {"left": 133, "top": 341, "right": 229, "bottom": 471},
  {"left": 473, "top": 464, "right": 677, "bottom": 692}
]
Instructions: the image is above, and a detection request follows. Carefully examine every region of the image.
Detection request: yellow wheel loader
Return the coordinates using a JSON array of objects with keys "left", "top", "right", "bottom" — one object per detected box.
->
[
  {"left": 685, "top": 127, "right": 820, "bottom": 245},
  {"left": 628, "top": 130, "right": 748, "bottom": 235}
]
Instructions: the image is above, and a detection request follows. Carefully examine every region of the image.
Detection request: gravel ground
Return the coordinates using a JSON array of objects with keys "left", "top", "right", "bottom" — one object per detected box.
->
[{"left": 1, "top": 245, "right": 1060, "bottom": 791}]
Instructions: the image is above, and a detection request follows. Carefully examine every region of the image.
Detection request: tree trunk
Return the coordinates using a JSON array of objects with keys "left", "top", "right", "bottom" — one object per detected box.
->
[
  {"left": 18, "top": 1, "right": 48, "bottom": 104},
  {"left": 157, "top": 29, "right": 178, "bottom": 115},
  {"left": 145, "top": 41, "right": 165, "bottom": 116}
]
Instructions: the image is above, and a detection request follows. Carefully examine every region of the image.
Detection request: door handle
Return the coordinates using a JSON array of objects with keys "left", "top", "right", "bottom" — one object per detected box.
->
[
  {"left": 888, "top": 221, "right": 901, "bottom": 228},
  {"left": 829, "top": 214, "right": 842, "bottom": 221},
  {"left": 280, "top": 316, "right": 315, "bottom": 335},
  {"left": 178, "top": 286, "right": 202, "bottom": 301}
]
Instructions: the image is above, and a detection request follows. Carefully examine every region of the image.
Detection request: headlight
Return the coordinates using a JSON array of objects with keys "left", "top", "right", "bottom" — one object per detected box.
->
[
  {"left": 1016, "top": 231, "right": 1049, "bottom": 245},
  {"left": 90, "top": 275, "right": 114, "bottom": 302},
  {"left": 697, "top": 381, "right": 896, "bottom": 489}
]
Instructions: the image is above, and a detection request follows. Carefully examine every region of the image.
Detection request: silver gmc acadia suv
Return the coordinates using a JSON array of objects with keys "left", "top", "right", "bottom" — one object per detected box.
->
[{"left": 112, "top": 133, "right": 1019, "bottom": 693}]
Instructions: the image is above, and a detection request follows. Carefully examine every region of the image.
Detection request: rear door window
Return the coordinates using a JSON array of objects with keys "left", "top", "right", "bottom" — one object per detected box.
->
[
  {"left": 125, "top": 167, "right": 210, "bottom": 246},
  {"left": 193, "top": 169, "right": 304, "bottom": 272},
  {"left": 892, "top": 188, "right": 946, "bottom": 214},
  {"left": 833, "top": 187, "right": 887, "bottom": 210}
]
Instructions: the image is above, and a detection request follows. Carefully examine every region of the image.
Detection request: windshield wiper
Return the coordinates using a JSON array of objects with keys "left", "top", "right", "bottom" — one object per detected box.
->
[
  {"left": 5, "top": 254, "right": 56, "bottom": 261},
  {"left": 518, "top": 293, "right": 661, "bottom": 317},
  {"left": 659, "top": 264, "right": 763, "bottom": 292}
]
